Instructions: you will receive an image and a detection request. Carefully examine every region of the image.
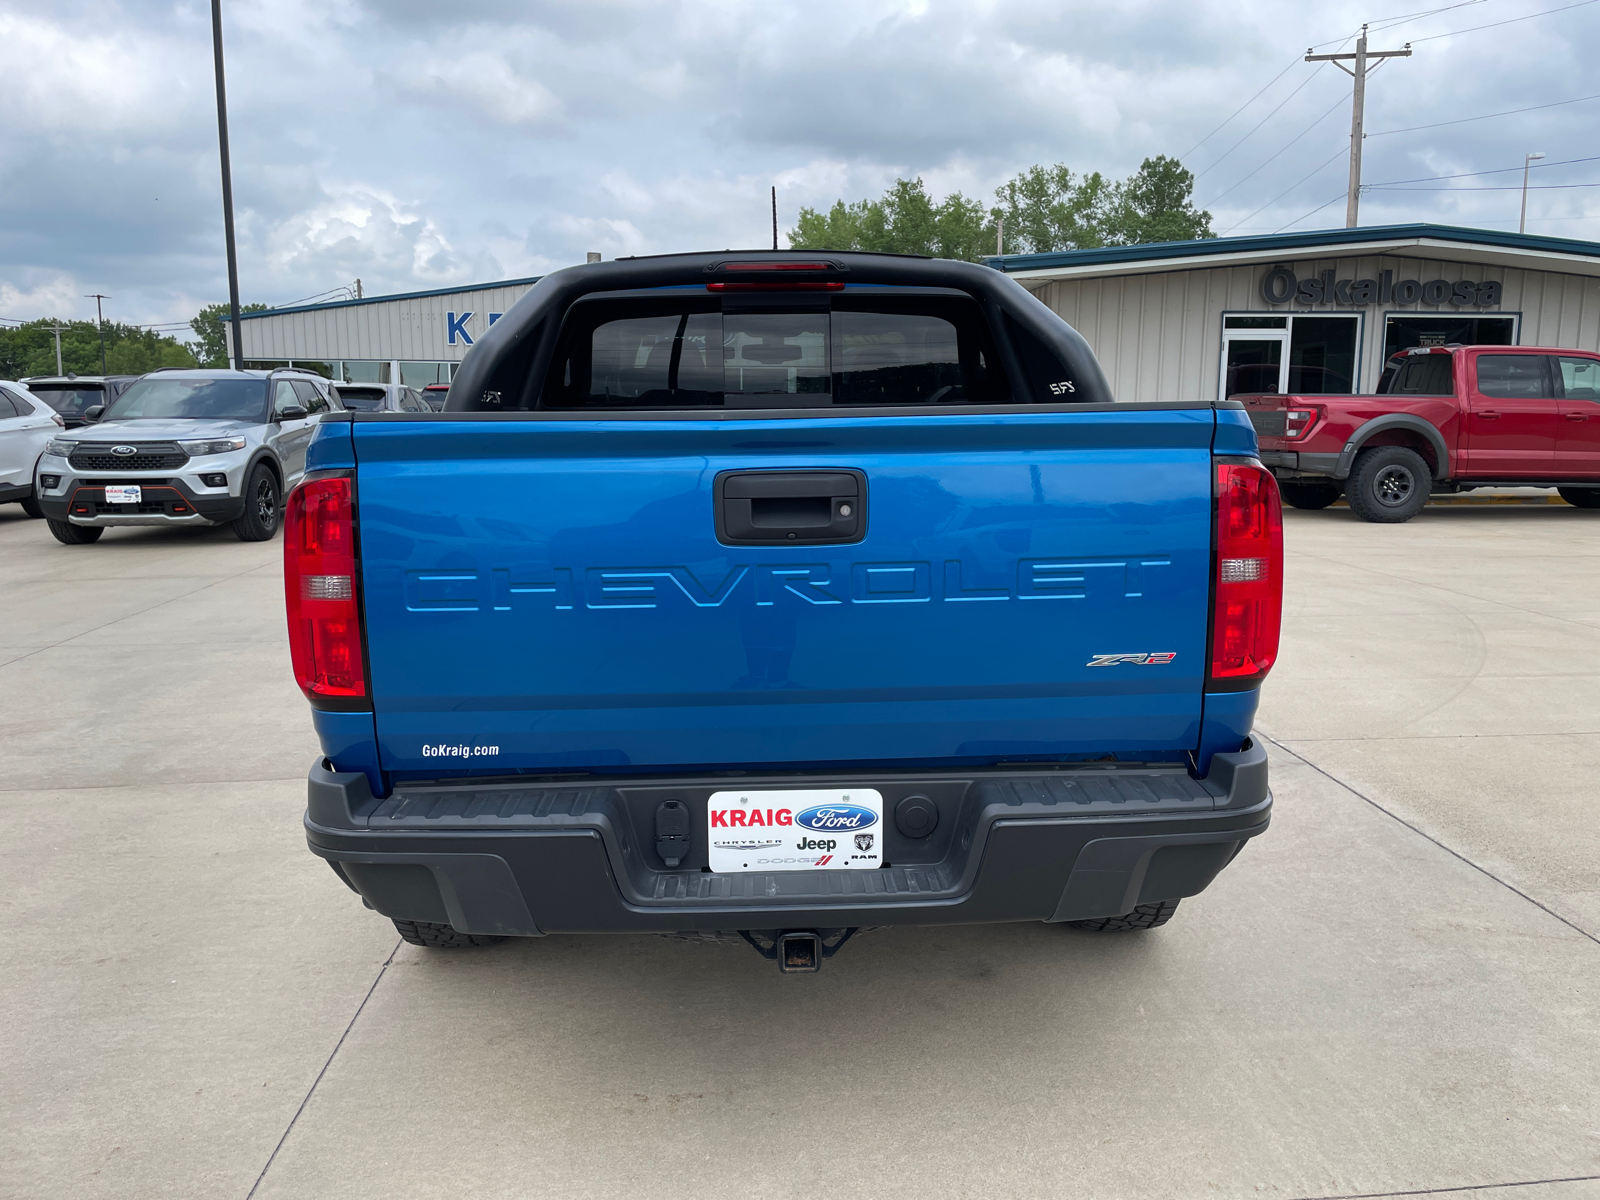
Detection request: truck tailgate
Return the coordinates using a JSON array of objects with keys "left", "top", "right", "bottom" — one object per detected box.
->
[{"left": 353, "top": 407, "right": 1216, "bottom": 775}]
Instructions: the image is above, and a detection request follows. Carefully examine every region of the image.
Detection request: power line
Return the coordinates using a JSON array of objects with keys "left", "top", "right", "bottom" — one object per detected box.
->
[
  {"left": 1181, "top": 56, "right": 1304, "bottom": 159},
  {"left": 1369, "top": 180, "right": 1600, "bottom": 190},
  {"left": 1204, "top": 91, "right": 1349, "bottom": 209},
  {"left": 1195, "top": 61, "right": 1333, "bottom": 182},
  {"left": 1365, "top": 154, "right": 1600, "bottom": 186},
  {"left": 1411, "top": 0, "right": 1599, "bottom": 41},
  {"left": 1219, "top": 145, "right": 1349, "bottom": 235},
  {"left": 1366, "top": 92, "right": 1600, "bottom": 137},
  {"left": 1274, "top": 191, "right": 1348, "bottom": 234},
  {"left": 1365, "top": 0, "right": 1492, "bottom": 32}
]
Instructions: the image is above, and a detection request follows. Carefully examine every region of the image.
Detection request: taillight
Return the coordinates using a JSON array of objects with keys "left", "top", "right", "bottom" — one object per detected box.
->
[
  {"left": 1282, "top": 408, "right": 1318, "bottom": 439},
  {"left": 284, "top": 473, "right": 367, "bottom": 702},
  {"left": 1210, "top": 461, "right": 1283, "bottom": 688}
]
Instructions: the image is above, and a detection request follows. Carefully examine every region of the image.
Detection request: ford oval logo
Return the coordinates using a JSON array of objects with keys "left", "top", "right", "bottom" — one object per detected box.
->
[
  {"left": 111, "top": 445, "right": 137, "bottom": 456},
  {"left": 794, "top": 804, "right": 877, "bottom": 832}
]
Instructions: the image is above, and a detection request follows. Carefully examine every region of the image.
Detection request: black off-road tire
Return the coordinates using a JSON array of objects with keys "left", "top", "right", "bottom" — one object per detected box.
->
[
  {"left": 393, "top": 919, "right": 505, "bottom": 949},
  {"left": 1066, "top": 899, "right": 1181, "bottom": 932},
  {"left": 1557, "top": 486, "right": 1600, "bottom": 509},
  {"left": 1345, "top": 446, "right": 1431, "bottom": 523},
  {"left": 1278, "top": 480, "right": 1341, "bottom": 510},
  {"left": 232, "top": 465, "right": 280, "bottom": 542},
  {"left": 20, "top": 496, "right": 44, "bottom": 519},
  {"left": 46, "top": 518, "right": 103, "bottom": 545}
]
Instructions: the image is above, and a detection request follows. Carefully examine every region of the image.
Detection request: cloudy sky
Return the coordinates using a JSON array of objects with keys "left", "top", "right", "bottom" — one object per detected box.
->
[{"left": 3, "top": 0, "right": 1598, "bottom": 329}]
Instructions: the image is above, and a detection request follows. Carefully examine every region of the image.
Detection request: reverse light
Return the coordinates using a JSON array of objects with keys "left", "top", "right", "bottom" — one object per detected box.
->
[
  {"left": 284, "top": 473, "right": 368, "bottom": 703},
  {"left": 1282, "top": 409, "right": 1318, "bottom": 440},
  {"left": 1209, "top": 461, "right": 1284, "bottom": 689}
]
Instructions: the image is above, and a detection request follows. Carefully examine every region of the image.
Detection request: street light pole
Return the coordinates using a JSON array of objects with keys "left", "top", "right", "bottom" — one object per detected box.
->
[
  {"left": 210, "top": 0, "right": 245, "bottom": 370},
  {"left": 85, "top": 294, "right": 109, "bottom": 373},
  {"left": 1520, "top": 152, "right": 1546, "bottom": 235}
]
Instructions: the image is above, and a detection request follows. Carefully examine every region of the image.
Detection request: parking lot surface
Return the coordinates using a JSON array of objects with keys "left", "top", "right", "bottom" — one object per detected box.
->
[{"left": 1, "top": 501, "right": 1597, "bottom": 1199}]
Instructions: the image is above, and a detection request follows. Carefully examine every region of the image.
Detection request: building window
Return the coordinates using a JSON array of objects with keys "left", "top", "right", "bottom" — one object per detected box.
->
[
  {"left": 337, "top": 360, "right": 390, "bottom": 384},
  {"left": 1382, "top": 314, "right": 1517, "bottom": 361},
  {"left": 1221, "top": 313, "right": 1360, "bottom": 399},
  {"left": 399, "top": 361, "right": 455, "bottom": 386}
]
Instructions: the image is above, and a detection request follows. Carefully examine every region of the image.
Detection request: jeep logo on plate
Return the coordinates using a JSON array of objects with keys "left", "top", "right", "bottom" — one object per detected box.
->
[
  {"left": 111, "top": 445, "right": 137, "bottom": 456},
  {"left": 794, "top": 804, "right": 877, "bottom": 832}
]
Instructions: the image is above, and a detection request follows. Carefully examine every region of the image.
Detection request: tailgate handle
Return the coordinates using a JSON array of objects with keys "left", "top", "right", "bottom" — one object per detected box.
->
[{"left": 715, "top": 470, "right": 866, "bottom": 545}]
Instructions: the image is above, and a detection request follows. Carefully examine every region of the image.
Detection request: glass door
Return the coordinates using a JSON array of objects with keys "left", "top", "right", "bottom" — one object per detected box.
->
[{"left": 1222, "top": 334, "right": 1288, "bottom": 400}]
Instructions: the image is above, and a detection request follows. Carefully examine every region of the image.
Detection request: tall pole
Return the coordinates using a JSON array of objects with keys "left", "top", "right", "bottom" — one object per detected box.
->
[
  {"left": 1520, "top": 152, "right": 1545, "bottom": 234},
  {"left": 996, "top": 214, "right": 1004, "bottom": 256},
  {"left": 771, "top": 186, "right": 778, "bottom": 251},
  {"left": 85, "top": 294, "right": 109, "bottom": 373},
  {"left": 211, "top": 0, "right": 245, "bottom": 370},
  {"left": 51, "top": 320, "right": 64, "bottom": 376},
  {"left": 1307, "top": 27, "right": 1410, "bottom": 229}
]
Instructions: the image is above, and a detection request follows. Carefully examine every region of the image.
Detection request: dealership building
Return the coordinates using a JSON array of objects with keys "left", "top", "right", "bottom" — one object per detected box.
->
[{"left": 232, "top": 224, "right": 1600, "bottom": 400}]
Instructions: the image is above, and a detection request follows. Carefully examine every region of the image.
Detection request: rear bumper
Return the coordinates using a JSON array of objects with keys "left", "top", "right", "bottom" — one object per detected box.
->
[
  {"left": 1260, "top": 450, "right": 1343, "bottom": 478},
  {"left": 304, "top": 742, "right": 1272, "bottom": 936}
]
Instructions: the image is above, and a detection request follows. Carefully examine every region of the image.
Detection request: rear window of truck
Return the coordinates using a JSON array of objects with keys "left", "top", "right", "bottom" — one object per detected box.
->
[{"left": 543, "top": 296, "right": 1011, "bottom": 410}]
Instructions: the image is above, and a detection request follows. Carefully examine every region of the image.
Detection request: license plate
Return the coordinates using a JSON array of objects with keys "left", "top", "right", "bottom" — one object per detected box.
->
[
  {"left": 104, "top": 485, "right": 141, "bottom": 504},
  {"left": 706, "top": 789, "right": 884, "bottom": 873}
]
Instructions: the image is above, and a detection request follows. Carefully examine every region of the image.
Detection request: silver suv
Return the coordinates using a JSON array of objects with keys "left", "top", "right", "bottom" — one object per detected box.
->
[{"left": 33, "top": 367, "right": 340, "bottom": 545}]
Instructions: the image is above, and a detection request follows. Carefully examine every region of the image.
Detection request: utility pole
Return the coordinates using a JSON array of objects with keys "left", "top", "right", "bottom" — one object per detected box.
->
[
  {"left": 85, "top": 294, "right": 109, "bottom": 373},
  {"left": 1519, "top": 152, "right": 1545, "bottom": 234},
  {"left": 1307, "top": 25, "right": 1411, "bottom": 228},
  {"left": 771, "top": 186, "right": 778, "bottom": 251},
  {"left": 50, "top": 319, "right": 64, "bottom": 375},
  {"left": 996, "top": 214, "right": 1004, "bottom": 256},
  {"left": 210, "top": 0, "right": 245, "bottom": 370},
  {"left": 354, "top": 277, "right": 363, "bottom": 300}
]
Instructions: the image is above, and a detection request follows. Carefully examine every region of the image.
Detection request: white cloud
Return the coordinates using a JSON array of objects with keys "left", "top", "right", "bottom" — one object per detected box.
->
[
  {"left": 4, "top": 0, "right": 1600, "bottom": 323},
  {"left": 412, "top": 52, "right": 565, "bottom": 129}
]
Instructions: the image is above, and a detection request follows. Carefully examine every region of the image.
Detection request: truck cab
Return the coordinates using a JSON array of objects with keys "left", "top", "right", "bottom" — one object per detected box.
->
[{"left": 1244, "top": 345, "right": 1600, "bottom": 521}]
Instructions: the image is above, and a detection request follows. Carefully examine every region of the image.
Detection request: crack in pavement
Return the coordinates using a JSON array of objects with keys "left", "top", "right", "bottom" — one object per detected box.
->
[
  {"left": 1263, "top": 734, "right": 1599, "bottom": 949},
  {"left": 1291, "top": 1172, "right": 1600, "bottom": 1199},
  {"left": 244, "top": 938, "right": 402, "bottom": 1199}
]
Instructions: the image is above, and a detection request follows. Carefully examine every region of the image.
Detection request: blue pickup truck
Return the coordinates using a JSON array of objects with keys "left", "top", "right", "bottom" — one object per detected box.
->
[{"left": 287, "top": 252, "right": 1280, "bottom": 972}]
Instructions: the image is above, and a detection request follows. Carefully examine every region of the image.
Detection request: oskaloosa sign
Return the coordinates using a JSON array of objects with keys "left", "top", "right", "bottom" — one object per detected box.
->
[{"left": 1260, "top": 266, "right": 1503, "bottom": 308}]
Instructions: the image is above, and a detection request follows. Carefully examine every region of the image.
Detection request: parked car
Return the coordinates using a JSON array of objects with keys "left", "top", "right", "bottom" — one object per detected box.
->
[
  {"left": 290, "top": 251, "right": 1280, "bottom": 970},
  {"left": 421, "top": 383, "right": 450, "bottom": 410},
  {"left": 21, "top": 375, "right": 140, "bottom": 429},
  {"left": 1242, "top": 344, "right": 1600, "bottom": 521},
  {"left": 331, "top": 383, "right": 432, "bottom": 413},
  {"left": 33, "top": 367, "right": 340, "bottom": 546},
  {"left": 0, "top": 381, "right": 64, "bottom": 518}
]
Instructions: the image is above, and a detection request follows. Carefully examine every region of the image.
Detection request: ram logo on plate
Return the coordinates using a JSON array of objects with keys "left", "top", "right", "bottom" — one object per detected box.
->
[{"left": 794, "top": 804, "right": 877, "bottom": 832}]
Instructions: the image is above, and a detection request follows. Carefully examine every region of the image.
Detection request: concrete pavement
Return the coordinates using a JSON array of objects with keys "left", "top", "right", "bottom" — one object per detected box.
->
[{"left": 0, "top": 501, "right": 1596, "bottom": 1199}]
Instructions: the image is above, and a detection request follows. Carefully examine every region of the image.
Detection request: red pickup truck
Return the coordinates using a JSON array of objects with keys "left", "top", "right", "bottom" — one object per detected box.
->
[{"left": 1241, "top": 344, "right": 1600, "bottom": 522}]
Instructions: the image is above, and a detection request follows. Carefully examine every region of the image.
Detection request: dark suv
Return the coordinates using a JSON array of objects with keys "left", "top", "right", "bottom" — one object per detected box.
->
[{"left": 22, "top": 375, "right": 141, "bottom": 429}]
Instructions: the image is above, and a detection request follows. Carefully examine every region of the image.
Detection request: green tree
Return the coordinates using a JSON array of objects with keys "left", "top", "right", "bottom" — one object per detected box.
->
[
  {"left": 993, "top": 164, "right": 1115, "bottom": 254},
  {"left": 790, "top": 155, "right": 1212, "bottom": 261},
  {"left": 0, "top": 318, "right": 197, "bottom": 378},
  {"left": 190, "top": 301, "right": 269, "bottom": 367},
  {"left": 1103, "top": 156, "right": 1214, "bottom": 247},
  {"left": 789, "top": 178, "right": 997, "bottom": 259}
]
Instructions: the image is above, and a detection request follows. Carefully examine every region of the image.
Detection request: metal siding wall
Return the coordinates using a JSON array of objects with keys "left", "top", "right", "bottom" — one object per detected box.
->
[
  {"left": 238, "top": 282, "right": 538, "bottom": 361},
  {"left": 1030, "top": 255, "right": 1600, "bottom": 400}
]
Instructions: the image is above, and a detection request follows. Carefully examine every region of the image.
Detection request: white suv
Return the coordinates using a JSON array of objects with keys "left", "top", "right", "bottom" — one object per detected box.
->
[{"left": 33, "top": 367, "right": 340, "bottom": 545}]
